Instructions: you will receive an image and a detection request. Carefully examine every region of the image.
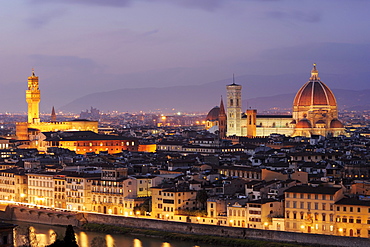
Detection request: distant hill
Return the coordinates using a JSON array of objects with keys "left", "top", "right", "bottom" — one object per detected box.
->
[{"left": 60, "top": 73, "right": 370, "bottom": 113}]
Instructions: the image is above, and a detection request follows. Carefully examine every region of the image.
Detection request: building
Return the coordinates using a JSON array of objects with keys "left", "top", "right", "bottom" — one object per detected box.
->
[
  {"left": 207, "top": 65, "right": 345, "bottom": 138},
  {"left": 27, "top": 172, "right": 55, "bottom": 207},
  {"left": 334, "top": 197, "right": 370, "bottom": 237},
  {"left": 16, "top": 70, "right": 99, "bottom": 145},
  {"left": 284, "top": 185, "right": 344, "bottom": 235},
  {"left": 42, "top": 131, "right": 139, "bottom": 154},
  {"left": 151, "top": 187, "right": 198, "bottom": 220}
]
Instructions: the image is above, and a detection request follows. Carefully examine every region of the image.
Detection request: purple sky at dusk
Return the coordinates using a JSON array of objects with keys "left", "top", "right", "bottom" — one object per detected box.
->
[{"left": 1, "top": 0, "right": 369, "bottom": 113}]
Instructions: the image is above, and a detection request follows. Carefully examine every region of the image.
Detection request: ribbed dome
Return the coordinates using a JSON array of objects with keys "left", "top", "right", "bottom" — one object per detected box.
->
[
  {"left": 296, "top": 118, "right": 312, "bottom": 128},
  {"left": 293, "top": 65, "right": 337, "bottom": 107},
  {"left": 330, "top": 119, "right": 344, "bottom": 128},
  {"left": 206, "top": 106, "right": 220, "bottom": 121}
]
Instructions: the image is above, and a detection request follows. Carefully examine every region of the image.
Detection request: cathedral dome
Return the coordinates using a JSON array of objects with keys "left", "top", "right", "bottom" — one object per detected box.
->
[
  {"left": 330, "top": 119, "right": 344, "bottom": 128},
  {"left": 206, "top": 106, "right": 220, "bottom": 121},
  {"left": 296, "top": 118, "right": 312, "bottom": 128},
  {"left": 293, "top": 65, "right": 337, "bottom": 107}
]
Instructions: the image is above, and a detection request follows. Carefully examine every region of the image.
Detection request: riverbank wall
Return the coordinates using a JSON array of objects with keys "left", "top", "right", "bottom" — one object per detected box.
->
[{"left": 2, "top": 205, "right": 370, "bottom": 247}]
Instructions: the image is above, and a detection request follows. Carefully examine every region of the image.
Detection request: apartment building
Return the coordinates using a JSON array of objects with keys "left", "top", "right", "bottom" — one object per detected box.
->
[
  {"left": 284, "top": 185, "right": 344, "bottom": 235},
  {"left": 27, "top": 172, "right": 55, "bottom": 207},
  {"left": 151, "top": 187, "right": 197, "bottom": 220},
  {"left": 335, "top": 197, "right": 370, "bottom": 237}
]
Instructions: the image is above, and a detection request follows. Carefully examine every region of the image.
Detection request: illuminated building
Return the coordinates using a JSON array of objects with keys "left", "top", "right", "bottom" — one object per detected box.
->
[
  {"left": 226, "top": 78, "right": 242, "bottom": 136},
  {"left": 291, "top": 64, "right": 345, "bottom": 137},
  {"left": 227, "top": 199, "right": 283, "bottom": 229},
  {"left": 205, "top": 97, "right": 227, "bottom": 138},
  {"left": 284, "top": 185, "right": 344, "bottom": 235},
  {"left": 216, "top": 65, "right": 346, "bottom": 138},
  {"left": 151, "top": 187, "right": 197, "bottom": 220},
  {"left": 16, "top": 70, "right": 99, "bottom": 146},
  {"left": 0, "top": 168, "right": 27, "bottom": 203},
  {"left": 334, "top": 197, "right": 370, "bottom": 237},
  {"left": 53, "top": 175, "right": 66, "bottom": 209},
  {"left": 27, "top": 172, "right": 55, "bottom": 207},
  {"left": 42, "top": 131, "right": 139, "bottom": 154}
]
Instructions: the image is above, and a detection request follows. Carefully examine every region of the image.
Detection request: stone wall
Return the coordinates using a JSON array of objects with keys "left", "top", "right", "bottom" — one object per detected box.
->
[
  {"left": 2, "top": 206, "right": 370, "bottom": 247},
  {"left": 84, "top": 213, "right": 370, "bottom": 247},
  {"left": 0, "top": 206, "right": 80, "bottom": 226}
]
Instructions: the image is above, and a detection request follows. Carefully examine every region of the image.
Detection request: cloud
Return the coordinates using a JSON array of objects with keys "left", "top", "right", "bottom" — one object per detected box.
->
[
  {"left": 29, "top": 0, "right": 132, "bottom": 7},
  {"left": 162, "top": 0, "right": 225, "bottom": 11},
  {"left": 29, "top": 0, "right": 225, "bottom": 11},
  {"left": 267, "top": 10, "right": 322, "bottom": 23},
  {"left": 29, "top": 54, "right": 100, "bottom": 72},
  {"left": 260, "top": 43, "right": 370, "bottom": 63},
  {"left": 24, "top": 8, "right": 67, "bottom": 28}
]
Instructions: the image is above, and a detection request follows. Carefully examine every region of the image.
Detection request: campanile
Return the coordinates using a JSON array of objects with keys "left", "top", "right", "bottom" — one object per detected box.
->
[{"left": 26, "top": 69, "right": 40, "bottom": 124}]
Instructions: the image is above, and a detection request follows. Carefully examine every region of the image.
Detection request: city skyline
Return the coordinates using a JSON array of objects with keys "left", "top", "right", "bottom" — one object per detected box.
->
[{"left": 1, "top": 1, "right": 369, "bottom": 112}]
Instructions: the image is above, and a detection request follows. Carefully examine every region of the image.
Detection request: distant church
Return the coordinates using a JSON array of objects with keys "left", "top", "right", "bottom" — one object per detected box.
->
[
  {"left": 16, "top": 70, "right": 98, "bottom": 148},
  {"left": 206, "top": 65, "right": 346, "bottom": 138}
]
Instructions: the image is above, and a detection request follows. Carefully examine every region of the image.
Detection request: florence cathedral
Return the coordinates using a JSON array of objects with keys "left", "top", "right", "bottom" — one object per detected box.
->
[{"left": 206, "top": 65, "right": 346, "bottom": 138}]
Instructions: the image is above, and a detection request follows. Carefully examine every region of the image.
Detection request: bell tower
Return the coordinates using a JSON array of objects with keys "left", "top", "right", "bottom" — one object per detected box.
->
[
  {"left": 226, "top": 75, "right": 242, "bottom": 136},
  {"left": 26, "top": 69, "right": 40, "bottom": 124}
]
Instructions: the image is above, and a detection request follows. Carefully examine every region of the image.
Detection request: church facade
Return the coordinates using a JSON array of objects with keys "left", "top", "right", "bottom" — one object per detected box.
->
[
  {"left": 16, "top": 71, "right": 98, "bottom": 149},
  {"left": 206, "top": 65, "right": 346, "bottom": 138}
]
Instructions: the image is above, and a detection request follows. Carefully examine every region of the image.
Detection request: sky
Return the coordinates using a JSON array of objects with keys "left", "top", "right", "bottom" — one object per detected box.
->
[{"left": 1, "top": 0, "right": 370, "bottom": 112}]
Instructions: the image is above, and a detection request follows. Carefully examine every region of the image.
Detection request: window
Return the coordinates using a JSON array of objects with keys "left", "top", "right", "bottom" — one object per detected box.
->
[
  {"left": 343, "top": 207, "right": 346, "bottom": 212},
  {"left": 300, "top": 202, "right": 304, "bottom": 209},
  {"left": 293, "top": 201, "right": 297, "bottom": 208},
  {"left": 315, "top": 194, "right": 318, "bottom": 200},
  {"left": 356, "top": 219, "right": 361, "bottom": 224},
  {"left": 350, "top": 207, "right": 353, "bottom": 212},
  {"left": 307, "top": 194, "right": 311, "bottom": 199},
  {"left": 322, "top": 203, "right": 326, "bottom": 210},
  {"left": 357, "top": 207, "right": 361, "bottom": 213}
]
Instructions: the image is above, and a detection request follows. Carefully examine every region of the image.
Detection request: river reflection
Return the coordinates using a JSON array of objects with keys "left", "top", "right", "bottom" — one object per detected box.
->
[{"left": 9, "top": 221, "right": 210, "bottom": 247}]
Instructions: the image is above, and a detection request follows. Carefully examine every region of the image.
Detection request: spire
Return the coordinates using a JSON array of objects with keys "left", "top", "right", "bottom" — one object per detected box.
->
[
  {"left": 51, "top": 106, "right": 56, "bottom": 122},
  {"left": 310, "top": 63, "right": 320, "bottom": 80},
  {"left": 219, "top": 96, "right": 226, "bottom": 116},
  {"left": 232, "top": 74, "right": 235, "bottom": 85},
  {"left": 218, "top": 95, "right": 227, "bottom": 138},
  {"left": 32, "top": 68, "right": 35, "bottom": 77}
]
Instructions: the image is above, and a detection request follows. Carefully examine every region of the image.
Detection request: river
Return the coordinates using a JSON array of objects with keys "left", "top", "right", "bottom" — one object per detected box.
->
[{"left": 9, "top": 220, "right": 214, "bottom": 247}]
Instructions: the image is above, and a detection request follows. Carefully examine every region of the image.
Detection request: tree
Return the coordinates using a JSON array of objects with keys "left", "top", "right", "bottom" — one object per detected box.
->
[
  {"left": 47, "top": 225, "right": 79, "bottom": 247},
  {"left": 196, "top": 189, "right": 209, "bottom": 210},
  {"left": 91, "top": 236, "right": 107, "bottom": 247},
  {"left": 63, "top": 225, "right": 78, "bottom": 247}
]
